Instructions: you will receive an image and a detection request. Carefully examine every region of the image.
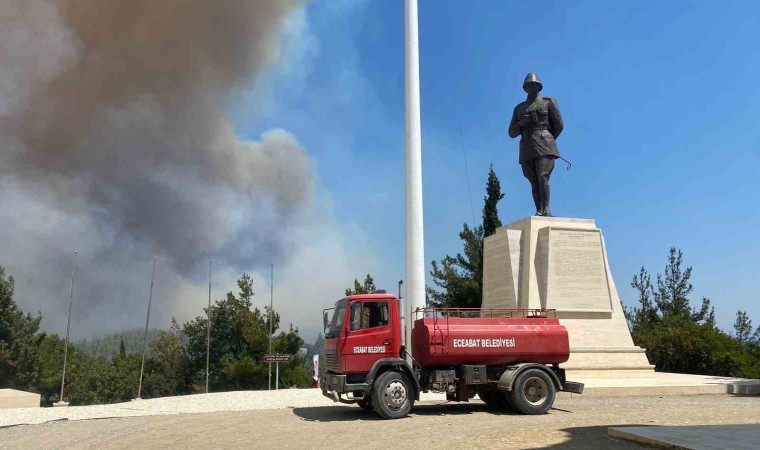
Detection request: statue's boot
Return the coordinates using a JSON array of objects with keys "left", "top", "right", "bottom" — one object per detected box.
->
[
  {"left": 535, "top": 156, "right": 555, "bottom": 217},
  {"left": 539, "top": 177, "right": 552, "bottom": 217}
]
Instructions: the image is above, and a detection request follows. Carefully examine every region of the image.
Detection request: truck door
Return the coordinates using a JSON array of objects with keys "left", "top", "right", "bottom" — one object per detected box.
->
[{"left": 342, "top": 300, "right": 396, "bottom": 374}]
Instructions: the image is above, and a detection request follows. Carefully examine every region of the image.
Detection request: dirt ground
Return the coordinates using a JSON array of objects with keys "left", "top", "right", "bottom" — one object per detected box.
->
[{"left": 1, "top": 395, "right": 759, "bottom": 449}]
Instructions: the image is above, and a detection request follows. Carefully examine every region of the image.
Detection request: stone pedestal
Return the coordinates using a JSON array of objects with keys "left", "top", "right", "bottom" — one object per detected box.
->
[
  {"left": 0, "top": 389, "right": 41, "bottom": 409},
  {"left": 483, "top": 216, "right": 654, "bottom": 378}
]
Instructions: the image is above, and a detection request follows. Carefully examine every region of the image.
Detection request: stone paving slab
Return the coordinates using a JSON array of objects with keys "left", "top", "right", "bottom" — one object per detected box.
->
[{"left": 609, "top": 424, "right": 760, "bottom": 450}]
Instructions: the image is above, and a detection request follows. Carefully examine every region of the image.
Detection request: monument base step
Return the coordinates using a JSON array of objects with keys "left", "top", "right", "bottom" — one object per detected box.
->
[
  {"left": 557, "top": 372, "right": 760, "bottom": 398},
  {"left": 564, "top": 346, "right": 656, "bottom": 374},
  {"left": 566, "top": 368, "right": 657, "bottom": 379}
]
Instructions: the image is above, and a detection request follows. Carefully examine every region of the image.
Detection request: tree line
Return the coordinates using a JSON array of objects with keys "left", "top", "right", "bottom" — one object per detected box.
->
[
  {"left": 0, "top": 267, "right": 311, "bottom": 406},
  {"left": 75, "top": 328, "right": 161, "bottom": 358}
]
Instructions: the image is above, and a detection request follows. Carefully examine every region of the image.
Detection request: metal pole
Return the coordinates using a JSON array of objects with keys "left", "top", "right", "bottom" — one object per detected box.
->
[
  {"left": 205, "top": 260, "right": 212, "bottom": 394},
  {"left": 268, "top": 263, "right": 273, "bottom": 390},
  {"left": 137, "top": 257, "right": 156, "bottom": 399},
  {"left": 398, "top": 280, "right": 406, "bottom": 354},
  {"left": 58, "top": 251, "right": 77, "bottom": 405},
  {"left": 405, "top": 0, "right": 425, "bottom": 366},
  {"left": 275, "top": 361, "right": 279, "bottom": 390}
]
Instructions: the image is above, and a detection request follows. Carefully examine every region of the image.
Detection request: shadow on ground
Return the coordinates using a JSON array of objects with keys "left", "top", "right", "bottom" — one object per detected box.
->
[
  {"left": 539, "top": 424, "right": 651, "bottom": 449},
  {"left": 293, "top": 401, "right": 524, "bottom": 422}
]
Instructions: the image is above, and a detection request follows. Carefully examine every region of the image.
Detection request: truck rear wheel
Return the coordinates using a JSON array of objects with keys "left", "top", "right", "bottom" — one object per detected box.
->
[
  {"left": 371, "top": 370, "right": 414, "bottom": 419},
  {"left": 508, "top": 368, "right": 556, "bottom": 415}
]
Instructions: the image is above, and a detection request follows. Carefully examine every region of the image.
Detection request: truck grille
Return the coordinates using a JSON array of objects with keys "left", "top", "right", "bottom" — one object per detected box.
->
[{"left": 325, "top": 349, "right": 338, "bottom": 371}]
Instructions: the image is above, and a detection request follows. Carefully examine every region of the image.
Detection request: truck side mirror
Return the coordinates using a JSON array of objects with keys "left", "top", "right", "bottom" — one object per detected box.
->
[{"left": 323, "top": 311, "right": 329, "bottom": 333}]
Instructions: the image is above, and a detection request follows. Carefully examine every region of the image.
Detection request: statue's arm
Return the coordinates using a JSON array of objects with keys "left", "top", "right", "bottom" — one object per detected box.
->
[
  {"left": 508, "top": 108, "right": 521, "bottom": 138},
  {"left": 548, "top": 98, "right": 564, "bottom": 139}
]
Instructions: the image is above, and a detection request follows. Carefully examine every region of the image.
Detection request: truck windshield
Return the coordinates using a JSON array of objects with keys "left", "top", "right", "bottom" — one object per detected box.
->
[{"left": 325, "top": 299, "right": 347, "bottom": 339}]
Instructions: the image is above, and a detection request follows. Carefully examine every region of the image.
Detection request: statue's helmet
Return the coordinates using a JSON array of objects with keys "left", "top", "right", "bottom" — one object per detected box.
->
[{"left": 522, "top": 73, "right": 543, "bottom": 92}]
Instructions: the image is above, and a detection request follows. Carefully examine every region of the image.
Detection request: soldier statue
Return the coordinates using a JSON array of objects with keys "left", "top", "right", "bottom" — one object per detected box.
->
[{"left": 508, "top": 73, "right": 564, "bottom": 217}]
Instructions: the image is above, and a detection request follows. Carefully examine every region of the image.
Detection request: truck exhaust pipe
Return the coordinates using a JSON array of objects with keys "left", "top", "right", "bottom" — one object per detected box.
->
[{"left": 398, "top": 280, "right": 410, "bottom": 365}]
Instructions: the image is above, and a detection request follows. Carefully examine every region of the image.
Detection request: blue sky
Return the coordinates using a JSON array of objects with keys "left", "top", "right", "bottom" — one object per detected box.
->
[{"left": 229, "top": 0, "right": 760, "bottom": 336}]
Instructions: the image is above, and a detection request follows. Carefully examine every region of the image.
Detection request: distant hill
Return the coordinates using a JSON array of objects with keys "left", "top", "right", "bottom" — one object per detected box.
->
[{"left": 75, "top": 328, "right": 161, "bottom": 357}]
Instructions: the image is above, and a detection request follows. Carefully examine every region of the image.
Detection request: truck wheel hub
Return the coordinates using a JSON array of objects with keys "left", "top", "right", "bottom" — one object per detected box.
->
[
  {"left": 524, "top": 377, "right": 548, "bottom": 405},
  {"left": 385, "top": 380, "right": 407, "bottom": 410}
]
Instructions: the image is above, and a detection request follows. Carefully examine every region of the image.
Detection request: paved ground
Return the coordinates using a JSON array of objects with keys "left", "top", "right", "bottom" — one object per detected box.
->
[
  {"left": 1, "top": 395, "right": 759, "bottom": 449},
  {"left": 0, "top": 390, "right": 448, "bottom": 427},
  {"left": 610, "top": 424, "right": 760, "bottom": 450}
]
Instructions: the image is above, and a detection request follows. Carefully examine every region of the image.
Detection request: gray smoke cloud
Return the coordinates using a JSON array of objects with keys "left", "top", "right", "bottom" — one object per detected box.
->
[{"left": 0, "top": 0, "right": 326, "bottom": 336}]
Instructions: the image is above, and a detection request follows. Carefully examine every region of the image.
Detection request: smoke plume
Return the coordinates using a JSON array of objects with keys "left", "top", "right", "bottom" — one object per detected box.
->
[{"left": 0, "top": 0, "right": 329, "bottom": 336}]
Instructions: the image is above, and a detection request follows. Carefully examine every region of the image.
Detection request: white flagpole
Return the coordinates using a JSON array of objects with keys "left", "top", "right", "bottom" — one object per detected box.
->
[{"left": 405, "top": 0, "right": 425, "bottom": 364}]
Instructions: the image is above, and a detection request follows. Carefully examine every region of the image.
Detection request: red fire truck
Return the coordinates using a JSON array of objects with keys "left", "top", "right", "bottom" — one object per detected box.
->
[{"left": 321, "top": 291, "right": 583, "bottom": 419}]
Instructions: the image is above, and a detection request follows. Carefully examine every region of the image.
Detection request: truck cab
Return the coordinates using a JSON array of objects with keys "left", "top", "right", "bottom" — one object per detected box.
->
[{"left": 321, "top": 293, "right": 418, "bottom": 418}]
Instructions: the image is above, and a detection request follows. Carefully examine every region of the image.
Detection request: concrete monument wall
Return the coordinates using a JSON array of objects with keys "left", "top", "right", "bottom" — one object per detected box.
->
[{"left": 483, "top": 216, "right": 654, "bottom": 378}]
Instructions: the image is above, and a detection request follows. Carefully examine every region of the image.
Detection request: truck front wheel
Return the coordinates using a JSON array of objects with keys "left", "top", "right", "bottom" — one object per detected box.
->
[
  {"left": 371, "top": 370, "right": 414, "bottom": 419},
  {"left": 508, "top": 368, "right": 556, "bottom": 415}
]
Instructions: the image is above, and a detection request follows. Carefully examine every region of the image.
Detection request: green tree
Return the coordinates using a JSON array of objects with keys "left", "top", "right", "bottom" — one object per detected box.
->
[
  {"left": 733, "top": 311, "right": 757, "bottom": 346},
  {"left": 35, "top": 334, "right": 66, "bottom": 405},
  {"left": 427, "top": 164, "right": 505, "bottom": 307},
  {"left": 427, "top": 224, "right": 482, "bottom": 308},
  {"left": 626, "top": 267, "right": 658, "bottom": 334},
  {"left": 345, "top": 274, "right": 377, "bottom": 296},
  {"left": 238, "top": 273, "right": 255, "bottom": 308},
  {"left": 482, "top": 163, "right": 505, "bottom": 238},
  {"left": 0, "top": 266, "right": 44, "bottom": 390},
  {"left": 109, "top": 350, "right": 141, "bottom": 402},
  {"left": 655, "top": 248, "right": 694, "bottom": 318},
  {"left": 65, "top": 348, "right": 153, "bottom": 405},
  {"left": 634, "top": 315, "right": 743, "bottom": 376},
  {"left": 624, "top": 247, "right": 715, "bottom": 331},
  {"left": 141, "top": 318, "right": 189, "bottom": 397}
]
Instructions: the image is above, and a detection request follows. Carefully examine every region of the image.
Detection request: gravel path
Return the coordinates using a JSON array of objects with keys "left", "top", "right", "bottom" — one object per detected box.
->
[
  {"left": 1, "top": 395, "right": 759, "bottom": 449},
  {"left": 0, "top": 390, "right": 447, "bottom": 428}
]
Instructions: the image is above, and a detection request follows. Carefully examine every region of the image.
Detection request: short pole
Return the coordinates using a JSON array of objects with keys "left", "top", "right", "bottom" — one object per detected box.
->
[
  {"left": 137, "top": 257, "right": 157, "bottom": 399},
  {"left": 276, "top": 361, "right": 279, "bottom": 390},
  {"left": 58, "top": 251, "right": 77, "bottom": 405}
]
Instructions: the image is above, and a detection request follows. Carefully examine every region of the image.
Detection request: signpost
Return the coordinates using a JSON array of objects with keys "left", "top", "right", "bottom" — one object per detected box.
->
[
  {"left": 263, "top": 354, "right": 292, "bottom": 390},
  {"left": 263, "top": 354, "right": 293, "bottom": 363}
]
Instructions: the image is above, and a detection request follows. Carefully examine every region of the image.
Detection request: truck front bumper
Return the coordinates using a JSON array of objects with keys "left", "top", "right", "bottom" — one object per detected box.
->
[{"left": 320, "top": 372, "right": 370, "bottom": 404}]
